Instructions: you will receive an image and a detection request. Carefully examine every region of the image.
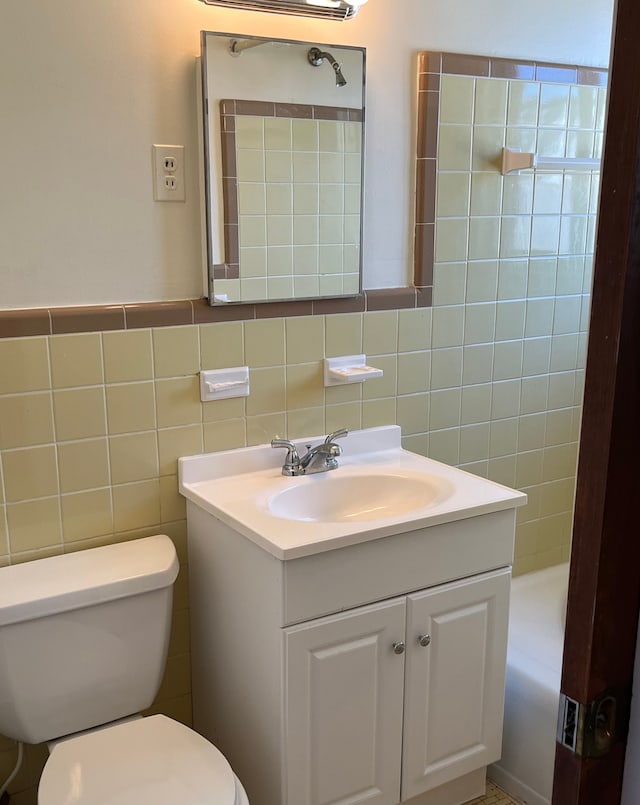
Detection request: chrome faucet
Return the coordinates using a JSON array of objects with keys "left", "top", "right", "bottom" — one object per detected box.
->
[{"left": 271, "top": 429, "right": 348, "bottom": 476}]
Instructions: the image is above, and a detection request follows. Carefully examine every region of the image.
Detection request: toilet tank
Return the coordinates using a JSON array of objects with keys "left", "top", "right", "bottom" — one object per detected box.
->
[{"left": 0, "top": 535, "right": 179, "bottom": 745}]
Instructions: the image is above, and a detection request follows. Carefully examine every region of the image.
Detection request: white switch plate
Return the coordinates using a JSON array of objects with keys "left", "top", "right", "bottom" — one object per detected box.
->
[{"left": 152, "top": 144, "right": 185, "bottom": 202}]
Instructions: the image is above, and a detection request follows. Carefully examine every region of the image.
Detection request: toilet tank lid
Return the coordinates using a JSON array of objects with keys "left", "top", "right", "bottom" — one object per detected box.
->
[{"left": 0, "top": 535, "right": 179, "bottom": 626}]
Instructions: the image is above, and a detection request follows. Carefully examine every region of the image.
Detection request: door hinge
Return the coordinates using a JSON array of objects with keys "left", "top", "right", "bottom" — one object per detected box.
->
[{"left": 557, "top": 688, "right": 630, "bottom": 758}]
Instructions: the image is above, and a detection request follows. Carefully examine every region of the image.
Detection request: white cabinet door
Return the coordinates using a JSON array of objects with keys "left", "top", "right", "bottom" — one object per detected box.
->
[
  {"left": 401, "top": 568, "right": 510, "bottom": 801},
  {"left": 284, "top": 597, "right": 407, "bottom": 805}
]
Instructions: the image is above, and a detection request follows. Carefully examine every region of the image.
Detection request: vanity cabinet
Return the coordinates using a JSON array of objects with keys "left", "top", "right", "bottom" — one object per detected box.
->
[
  {"left": 284, "top": 569, "right": 509, "bottom": 805},
  {"left": 185, "top": 500, "right": 516, "bottom": 805}
]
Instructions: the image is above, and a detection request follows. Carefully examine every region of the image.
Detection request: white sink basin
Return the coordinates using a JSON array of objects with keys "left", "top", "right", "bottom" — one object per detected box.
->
[
  {"left": 178, "top": 426, "right": 527, "bottom": 559},
  {"left": 267, "top": 472, "right": 452, "bottom": 523}
]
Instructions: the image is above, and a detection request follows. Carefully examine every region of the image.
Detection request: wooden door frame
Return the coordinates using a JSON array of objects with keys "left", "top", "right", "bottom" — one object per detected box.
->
[{"left": 553, "top": 0, "right": 640, "bottom": 801}]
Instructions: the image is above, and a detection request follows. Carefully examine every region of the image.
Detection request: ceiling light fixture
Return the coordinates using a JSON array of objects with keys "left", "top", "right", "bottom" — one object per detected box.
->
[{"left": 197, "top": 0, "right": 368, "bottom": 21}]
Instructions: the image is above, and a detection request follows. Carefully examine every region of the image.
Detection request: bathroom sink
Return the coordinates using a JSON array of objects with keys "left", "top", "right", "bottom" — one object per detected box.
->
[
  {"left": 178, "top": 425, "right": 527, "bottom": 559},
  {"left": 266, "top": 472, "right": 450, "bottom": 523}
]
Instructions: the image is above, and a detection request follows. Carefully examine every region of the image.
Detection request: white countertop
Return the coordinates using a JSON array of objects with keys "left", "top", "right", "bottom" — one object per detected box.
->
[{"left": 179, "top": 426, "right": 527, "bottom": 560}]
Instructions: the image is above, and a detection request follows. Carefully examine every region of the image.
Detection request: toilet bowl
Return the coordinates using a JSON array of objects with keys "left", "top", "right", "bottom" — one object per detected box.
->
[{"left": 0, "top": 535, "right": 249, "bottom": 805}]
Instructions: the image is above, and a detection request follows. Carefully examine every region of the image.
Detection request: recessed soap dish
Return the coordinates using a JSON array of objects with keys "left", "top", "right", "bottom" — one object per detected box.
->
[{"left": 324, "top": 355, "right": 383, "bottom": 386}]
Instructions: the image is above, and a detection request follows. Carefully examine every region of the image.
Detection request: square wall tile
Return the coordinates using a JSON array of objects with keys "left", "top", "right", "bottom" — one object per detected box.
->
[
  {"left": 435, "top": 218, "right": 468, "bottom": 263},
  {"left": 432, "top": 306, "right": 464, "bottom": 348},
  {"left": 285, "top": 407, "right": 325, "bottom": 440},
  {"left": 493, "top": 340, "right": 523, "bottom": 380},
  {"left": 153, "top": 326, "right": 200, "bottom": 378},
  {"left": 362, "top": 355, "right": 397, "bottom": 400},
  {"left": 521, "top": 373, "right": 550, "bottom": 413},
  {"left": 428, "top": 428, "right": 460, "bottom": 465},
  {"left": 429, "top": 388, "right": 462, "bottom": 430},
  {"left": 437, "top": 173, "right": 471, "bottom": 218},
  {"left": 474, "top": 78, "right": 508, "bottom": 126},
  {"left": 528, "top": 258, "right": 557, "bottom": 297},
  {"left": 246, "top": 367, "right": 286, "bottom": 416},
  {"left": 0, "top": 337, "right": 50, "bottom": 394},
  {"left": 325, "top": 314, "right": 362, "bottom": 358},
  {"left": 489, "top": 417, "right": 518, "bottom": 458},
  {"left": 7, "top": 498, "right": 62, "bottom": 553},
  {"left": 325, "top": 401, "right": 361, "bottom": 434},
  {"left": 200, "top": 321, "right": 244, "bottom": 371},
  {"left": 155, "top": 377, "right": 202, "bottom": 429},
  {"left": 472, "top": 126, "right": 506, "bottom": 172},
  {"left": 58, "top": 438, "right": 110, "bottom": 493},
  {"left": 0, "top": 393, "right": 54, "bottom": 449},
  {"left": 460, "top": 423, "right": 490, "bottom": 464},
  {"left": 103, "top": 330, "right": 153, "bottom": 382},
  {"left": 286, "top": 363, "right": 324, "bottom": 410},
  {"left": 3, "top": 446, "right": 58, "bottom": 502},
  {"left": 235, "top": 116, "right": 264, "bottom": 150},
  {"left": 433, "top": 263, "right": 466, "bottom": 306},
  {"left": 440, "top": 75, "right": 475, "bottom": 124},
  {"left": 466, "top": 262, "right": 498, "bottom": 303},
  {"left": 502, "top": 175, "right": 534, "bottom": 215},
  {"left": 538, "top": 84, "right": 570, "bottom": 128},
  {"left": 236, "top": 149, "right": 265, "bottom": 183},
  {"left": 462, "top": 344, "right": 494, "bottom": 385},
  {"left": 53, "top": 387, "right": 107, "bottom": 441},
  {"left": 363, "top": 311, "right": 398, "bottom": 356},
  {"left": 396, "top": 394, "right": 430, "bottom": 435},
  {"left": 203, "top": 419, "right": 247, "bottom": 453},
  {"left": 244, "top": 319, "right": 285, "bottom": 367},
  {"left": 397, "top": 352, "right": 431, "bottom": 394},
  {"left": 264, "top": 117, "right": 291, "bottom": 150},
  {"left": 468, "top": 217, "right": 500, "bottom": 260},
  {"left": 461, "top": 383, "right": 492, "bottom": 425},
  {"left": 61, "top": 489, "right": 113, "bottom": 543},
  {"left": 109, "top": 432, "right": 159, "bottom": 484},
  {"left": 50, "top": 333, "right": 103, "bottom": 388},
  {"left": 437, "top": 125, "right": 472, "bottom": 171},
  {"left": 507, "top": 82, "right": 540, "bottom": 127},
  {"left": 106, "top": 382, "right": 156, "bottom": 434},
  {"left": 430, "top": 347, "right": 463, "bottom": 390},
  {"left": 362, "top": 398, "right": 396, "bottom": 430},
  {"left": 158, "top": 425, "right": 204, "bottom": 476},
  {"left": 568, "top": 85, "right": 598, "bottom": 130},
  {"left": 112, "top": 480, "right": 161, "bottom": 532},
  {"left": 533, "top": 175, "right": 563, "bottom": 215},
  {"left": 398, "top": 309, "right": 432, "bottom": 352},
  {"left": 470, "top": 173, "right": 503, "bottom": 217}
]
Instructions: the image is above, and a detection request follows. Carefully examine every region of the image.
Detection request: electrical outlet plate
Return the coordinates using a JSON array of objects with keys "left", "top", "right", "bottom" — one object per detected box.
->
[{"left": 152, "top": 144, "right": 185, "bottom": 202}]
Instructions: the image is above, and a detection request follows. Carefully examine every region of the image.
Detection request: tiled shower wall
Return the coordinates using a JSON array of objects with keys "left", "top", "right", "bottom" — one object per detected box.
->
[{"left": 425, "top": 56, "right": 605, "bottom": 574}]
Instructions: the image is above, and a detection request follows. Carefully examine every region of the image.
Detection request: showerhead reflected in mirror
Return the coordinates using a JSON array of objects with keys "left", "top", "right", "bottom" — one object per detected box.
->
[{"left": 200, "top": 31, "right": 366, "bottom": 305}]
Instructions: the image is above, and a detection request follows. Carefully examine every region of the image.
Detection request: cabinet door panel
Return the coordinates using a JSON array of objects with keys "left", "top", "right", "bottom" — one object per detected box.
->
[
  {"left": 401, "top": 568, "right": 510, "bottom": 800},
  {"left": 285, "top": 598, "right": 406, "bottom": 805}
]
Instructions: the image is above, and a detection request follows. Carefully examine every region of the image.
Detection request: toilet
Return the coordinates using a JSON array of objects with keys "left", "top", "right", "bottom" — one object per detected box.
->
[{"left": 0, "top": 534, "right": 249, "bottom": 805}]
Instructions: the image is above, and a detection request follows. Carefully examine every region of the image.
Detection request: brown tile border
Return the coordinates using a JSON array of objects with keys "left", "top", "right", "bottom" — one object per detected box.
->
[
  {"left": 0, "top": 290, "right": 427, "bottom": 339},
  {"left": 50, "top": 305, "right": 125, "bottom": 334},
  {"left": 413, "top": 51, "right": 608, "bottom": 296},
  {"left": 0, "top": 309, "right": 51, "bottom": 338}
]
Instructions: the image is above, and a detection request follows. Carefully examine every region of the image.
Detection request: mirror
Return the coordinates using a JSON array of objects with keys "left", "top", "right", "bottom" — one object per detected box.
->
[{"left": 201, "top": 31, "right": 365, "bottom": 305}]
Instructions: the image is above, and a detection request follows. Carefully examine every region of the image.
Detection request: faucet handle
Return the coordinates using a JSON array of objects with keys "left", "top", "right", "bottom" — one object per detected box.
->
[
  {"left": 271, "top": 438, "right": 299, "bottom": 465},
  {"left": 325, "top": 428, "right": 348, "bottom": 444}
]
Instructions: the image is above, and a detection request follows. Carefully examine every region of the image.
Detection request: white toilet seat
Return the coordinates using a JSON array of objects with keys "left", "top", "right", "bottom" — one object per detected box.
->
[{"left": 38, "top": 714, "right": 249, "bottom": 805}]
